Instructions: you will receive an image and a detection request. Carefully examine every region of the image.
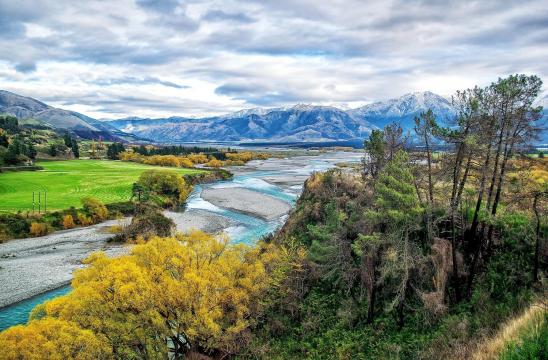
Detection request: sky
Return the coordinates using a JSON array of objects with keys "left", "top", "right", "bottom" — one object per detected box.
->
[{"left": 0, "top": 0, "right": 547, "bottom": 119}]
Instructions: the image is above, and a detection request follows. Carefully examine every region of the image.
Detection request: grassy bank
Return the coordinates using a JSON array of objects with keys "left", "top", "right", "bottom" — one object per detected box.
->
[{"left": 0, "top": 160, "right": 203, "bottom": 213}]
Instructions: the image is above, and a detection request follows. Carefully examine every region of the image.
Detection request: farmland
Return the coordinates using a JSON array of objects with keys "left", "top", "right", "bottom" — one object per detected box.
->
[{"left": 0, "top": 160, "right": 202, "bottom": 212}]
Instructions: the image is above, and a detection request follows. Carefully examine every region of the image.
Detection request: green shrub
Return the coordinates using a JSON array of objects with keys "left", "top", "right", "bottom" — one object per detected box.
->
[{"left": 81, "top": 197, "right": 109, "bottom": 222}]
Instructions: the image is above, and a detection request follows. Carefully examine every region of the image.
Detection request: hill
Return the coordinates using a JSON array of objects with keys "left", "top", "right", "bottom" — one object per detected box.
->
[{"left": 0, "top": 90, "right": 136, "bottom": 141}]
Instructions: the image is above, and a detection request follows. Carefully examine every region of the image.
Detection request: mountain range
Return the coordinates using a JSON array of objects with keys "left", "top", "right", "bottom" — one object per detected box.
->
[
  {"left": 3, "top": 89, "right": 544, "bottom": 144},
  {"left": 107, "top": 91, "right": 455, "bottom": 143}
]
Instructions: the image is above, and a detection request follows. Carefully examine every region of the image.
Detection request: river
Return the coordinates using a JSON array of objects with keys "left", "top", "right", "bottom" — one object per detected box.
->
[{"left": 0, "top": 150, "right": 361, "bottom": 331}]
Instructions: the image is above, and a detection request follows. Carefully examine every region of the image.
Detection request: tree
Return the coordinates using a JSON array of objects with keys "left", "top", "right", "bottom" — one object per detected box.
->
[
  {"left": 466, "top": 75, "right": 544, "bottom": 297},
  {"left": 63, "top": 131, "right": 73, "bottom": 147},
  {"left": 0, "top": 132, "right": 8, "bottom": 147},
  {"left": 26, "top": 141, "right": 37, "bottom": 161},
  {"left": 71, "top": 138, "right": 79, "bottom": 158},
  {"left": 384, "top": 122, "right": 406, "bottom": 161},
  {"left": 0, "top": 115, "right": 19, "bottom": 133},
  {"left": 372, "top": 150, "right": 423, "bottom": 327},
  {"left": 48, "top": 143, "right": 57, "bottom": 157},
  {"left": 137, "top": 169, "right": 193, "bottom": 204},
  {"left": 414, "top": 109, "right": 437, "bottom": 207},
  {"left": 363, "top": 129, "right": 386, "bottom": 180},
  {"left": 107, "top": 142, "right": 125, "bottom": 160},
  {"left": 0, "top": 317, "right": 111, "bottom": 359},
  {"left": 31, "top": 232, "right": 283, "bottom": 358}
]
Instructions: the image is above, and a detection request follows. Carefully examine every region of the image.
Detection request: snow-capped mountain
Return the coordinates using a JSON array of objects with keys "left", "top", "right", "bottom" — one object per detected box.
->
[
  {"left": 348, "top": 91, "right": 455, "bottom": 129},
  {"left": 105, "top": 92, "right": 455, "bottom": 143},
  {"left": 108, "top": 104, "right": 376, "bottom": 143}
]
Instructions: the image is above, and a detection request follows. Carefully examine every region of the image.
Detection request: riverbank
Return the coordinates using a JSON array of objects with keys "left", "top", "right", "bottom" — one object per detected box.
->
[{"left": 0, "top": 150, "right": 363, "bottom": 328}]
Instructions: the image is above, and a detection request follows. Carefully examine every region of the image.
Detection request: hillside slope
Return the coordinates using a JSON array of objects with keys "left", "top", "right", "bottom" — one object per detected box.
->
[{"left": 0, "top": 90, "right": 135, "bottom": 141}]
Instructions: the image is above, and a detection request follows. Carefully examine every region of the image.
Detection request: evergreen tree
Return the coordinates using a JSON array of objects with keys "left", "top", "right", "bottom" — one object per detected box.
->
[
  {"left": 71, "top": 139, "right": 79, "bottom": 158},
  {"left": 26, "top": 142, "right": 37, "bottom": 161},
  {"left": 363, "top": 129, "right": 386, "bottom": 179},
  {"left": 373, "top": 150, "right": 423, "bottom": 327},
  {"left": 63, "top": 131, "right": 73, "bottom": 147}
]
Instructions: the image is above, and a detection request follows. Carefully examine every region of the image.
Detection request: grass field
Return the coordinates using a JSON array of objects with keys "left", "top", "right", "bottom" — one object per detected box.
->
[{"left": 0, "top": 160, "right": 202, "bottom": 212}]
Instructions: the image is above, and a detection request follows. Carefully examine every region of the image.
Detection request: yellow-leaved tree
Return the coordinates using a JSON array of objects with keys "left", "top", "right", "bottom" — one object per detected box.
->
[
  {"left": 11, "top": 231, "right": 287, "bottom": 359},
  {"left": 0, "top": 317, "right": 111, "bottom": 360}
]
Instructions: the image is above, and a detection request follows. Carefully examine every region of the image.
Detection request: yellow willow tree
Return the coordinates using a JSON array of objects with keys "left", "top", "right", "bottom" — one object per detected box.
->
[
  {"left": 0, "top": 317, "right": 112, "bottom": 360},
  {"left": 26, "top": 231, "right": 285, "bottom": 359}
]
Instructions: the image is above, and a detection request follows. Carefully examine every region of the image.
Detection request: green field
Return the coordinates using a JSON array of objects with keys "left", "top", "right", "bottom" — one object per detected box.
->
[{"left": 0, "top": 160, "right": 202, "bottom": 212}]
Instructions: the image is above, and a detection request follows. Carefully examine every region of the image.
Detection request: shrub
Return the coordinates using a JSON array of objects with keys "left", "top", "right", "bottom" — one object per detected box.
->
[
  {"left": 29, "top": 222, "right": 51, "bottom": 237},
  {"left": 77, "top": 212, "right": 93, "bottom": 226},
  {"left": 81, "top": 197, "right": 109, "bottom": 222},
  {"left": 137, "top": 170, "right": 193, "bottom": 205},
  {"left": 62, "top": 214, "right": 75, "bottom": 229},
  {"left": 117, "top": 203, "right": 174, "bottom": 241},
  {"left": 205, "top": 158, "right": 223, "bottom": 168}
]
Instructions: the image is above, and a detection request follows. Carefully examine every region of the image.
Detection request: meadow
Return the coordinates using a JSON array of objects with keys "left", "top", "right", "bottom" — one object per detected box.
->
[{"left": 0, "top": 160, "right": 202, "bottom": 212}]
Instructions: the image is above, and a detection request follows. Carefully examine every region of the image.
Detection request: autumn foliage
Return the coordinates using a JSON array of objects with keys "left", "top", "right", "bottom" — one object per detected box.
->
[
  {"left": 0, "top": 317, "right": 111, "bottom": 359},
  {"left": 0, "top": 231, "right": 287, "bottom": 359},
  {"left": 29, "top": 222, "right": 51, "bottom": 237},
  {"left": 62, "top": 214, "right": 75, "bottom": 229}
]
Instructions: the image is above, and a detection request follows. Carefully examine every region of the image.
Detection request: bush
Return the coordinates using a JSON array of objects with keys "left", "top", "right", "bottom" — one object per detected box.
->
[
  {"left": 106, "top": 201, "right": 135, "bottom": 216},
  {"left": 116, "top": 203, "right": 174, "bottom": 241},
  {"left": 29, "top": 222, "right": 51, "bottom": 237},
  {"left": 0, "top": 214, "right": 30, "bottom": 238},
  {"left": 81, "top": 197, "right": 109, "bottom": 222},
  {"left": 77, "top": 212, "right": 93, "bottom": 226},
  {"left": 62, "top": 214, "right": 75, "bottom": 229},
  {"left": 205, "top": 158, "right": 223, "bottom": 168},
  {"left": 137, "top": 170, "right": 193, "bottom": 205}
]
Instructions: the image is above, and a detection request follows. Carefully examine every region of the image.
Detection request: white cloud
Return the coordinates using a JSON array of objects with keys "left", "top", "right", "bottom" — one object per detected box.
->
[{"left": 0, "top": 0, "right": 546, "bottom": 118}]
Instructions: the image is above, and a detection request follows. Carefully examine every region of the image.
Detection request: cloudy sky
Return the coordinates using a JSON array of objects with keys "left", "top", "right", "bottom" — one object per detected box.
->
[{"left": 1, "top": 0, "right": 547, "bottom": 118}]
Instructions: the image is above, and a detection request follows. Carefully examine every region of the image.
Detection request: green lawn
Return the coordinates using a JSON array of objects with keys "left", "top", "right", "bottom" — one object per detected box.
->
[{"left": 0, "top": 160, "right": 202, "bottom": 212}]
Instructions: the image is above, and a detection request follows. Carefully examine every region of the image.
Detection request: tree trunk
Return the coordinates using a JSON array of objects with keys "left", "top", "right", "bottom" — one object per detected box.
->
[
  {"left": 486, "top": 133, "right": 514, "bottom": 253},
  {"left": 367, "top": 278, "right": 377, "bottom": 324},
  {"left": 426, "top": 135, "right": 434, "bottom": 206},
  {"left": 466, "top": 133, "right": 494, "bottom": 299},
  {"left": 533, "top": 193, "right": 541, "bottom": 282}
]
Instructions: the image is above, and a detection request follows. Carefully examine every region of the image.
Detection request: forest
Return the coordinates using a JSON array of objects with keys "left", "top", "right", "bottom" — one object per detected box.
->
[{"left": 0, "top": 74, "right": 546, "bottom": 359}]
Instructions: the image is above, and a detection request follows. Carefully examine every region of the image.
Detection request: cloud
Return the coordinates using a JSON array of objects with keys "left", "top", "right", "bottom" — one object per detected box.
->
[
  {"left": 202, "top": 10, "right": 255, "bottom": 23},
  {"left": 91, "top": 76, "right": 189, "bottom": 89},
  {"left": 0, "top": 0, "right": 546, "bottom": 118}
]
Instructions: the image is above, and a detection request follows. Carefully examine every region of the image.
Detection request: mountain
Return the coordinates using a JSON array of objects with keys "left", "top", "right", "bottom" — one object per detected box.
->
[
  {"left": 108, "top": 105, "right": 376, "bottom": 143},
  {"left": 0, "top": 90, "right": 136, "bottom": 141},
  {"left": 106, "top": 92, "right": 455, "bottom": 143},
  {"left": 348, "top": 91, "right": 455, "bottom": 130}
]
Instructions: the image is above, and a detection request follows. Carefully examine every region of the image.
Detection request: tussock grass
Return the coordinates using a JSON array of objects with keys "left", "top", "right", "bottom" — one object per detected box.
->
[{"left": 471, "top": 302, "right": 547, "bottom": 360}]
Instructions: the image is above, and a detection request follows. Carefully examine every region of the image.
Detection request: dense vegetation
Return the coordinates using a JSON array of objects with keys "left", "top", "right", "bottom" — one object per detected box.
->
[
  {"left": 0, "top": 115, "right": 80, "bottom": 166},
  {"left": 253, "top": 74, "right": 547, "bottom": 359},
  {"left": 119, "top": 148, "right": 271, "bottom": 168}
]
